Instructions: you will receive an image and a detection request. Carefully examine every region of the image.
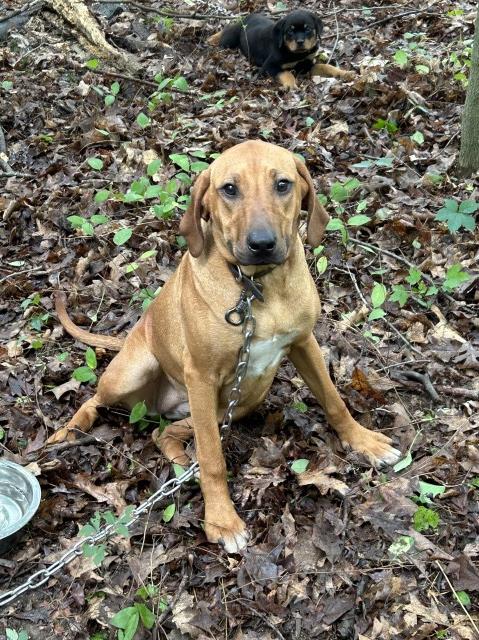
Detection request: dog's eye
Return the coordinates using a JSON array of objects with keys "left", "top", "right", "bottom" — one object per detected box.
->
[
  {"left": 222, "top": 183, "right": 238, "bottom": 197},
  {"left": 276, "top": 179, "right": 291, "bottom": 194}
]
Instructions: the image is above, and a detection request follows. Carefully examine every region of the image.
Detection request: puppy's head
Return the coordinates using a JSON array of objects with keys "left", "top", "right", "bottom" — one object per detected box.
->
[
  {"left": 273, "top": 10, "right": 323, "bottom": 54},
  {"left": 180, "top": 140, "right": 329, "bottom": 266}
]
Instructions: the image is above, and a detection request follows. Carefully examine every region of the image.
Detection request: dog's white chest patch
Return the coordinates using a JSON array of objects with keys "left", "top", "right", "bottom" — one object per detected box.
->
[{"left": 247, "top": 333, "right": 297, "bottom": 377}]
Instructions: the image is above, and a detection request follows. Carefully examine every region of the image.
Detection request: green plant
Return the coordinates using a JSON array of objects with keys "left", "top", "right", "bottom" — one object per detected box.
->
[
  {"left": 67, "top": 213, "right": 110, "bottom": 237},
  {"left": 435, "top": 198, "right": 478, "bottom": 232},
  {"left": 372, "top": 118, "right": 399, "bottom": 134},
  {"left": 6, "top": 630, "right": 29, "bottom": 640},
  {"left": 455, "top": 590, "right": 471, "bottom": 607},
  {"left": 105, "top": 81, "right": 120, "bottom": 106},
  {"left": 80, "top": 506, "right": 134, "bottom": 566},
  {"left": 1, "top": 80, "right": 13, "bottom": 91},
  {"left": 130, "top": 287, "right": 160, "bottom": 311},
  {"left": 87, "top": 157, "right": 104, "bottom": 171},
  {"left": 291, "top": 459, "right": 309, "bottom": 473},
  {"left": 368, "top": 282, "right": 387, "bottom": 321},
  {"left": 73, "top": 346, "right": 98, "bottom": 385},
  {"left": 413, "top": 506, "right": 440, "bottom": 532},
  {"left": 110, "top": 585, "right": 167, "bottom": 640}
]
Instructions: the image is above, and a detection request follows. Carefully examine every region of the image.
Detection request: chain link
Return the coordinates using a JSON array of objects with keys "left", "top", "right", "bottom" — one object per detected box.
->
[{"left": 0, "top": 270, "right": 262, "bottom": 609}]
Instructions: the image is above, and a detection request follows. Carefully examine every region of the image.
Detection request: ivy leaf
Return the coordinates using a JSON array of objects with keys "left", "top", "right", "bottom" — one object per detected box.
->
[
  {"left": 406, "top": 267, "right": 422, "bottom": 285},
  {"left": 390, "top": 284, "right": 409, "bottom": 307},
  {"left": 435, "top": 199, "right": 476, "bottom": 232},
  {"left": 169, "top": 153, "right": 190, "bottom": 172},
  {"left": 113, "top": 227, "right": 133, "bottom": 246}
]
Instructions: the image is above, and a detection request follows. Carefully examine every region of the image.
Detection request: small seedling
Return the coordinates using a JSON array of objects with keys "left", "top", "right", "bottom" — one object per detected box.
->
[
  {"left": 435, "top": 198, "right": 477, "bottom": 233},
  {"left": 291, "top": 459, "right": 309, "bottom": 473},
  {"left": 110, "top": 585, "right": 165, "bottom": 640},
  {"left": 80, "top": 506, "right": 134, "bottom": 566},
  {"left": 73, "top": 346, "right": 97, "bottom": 385},
  {"left": 6, "top": 630, "right": 29, "bottom": 640},
  {"left": 413, "top": 506, "right": 440, "bottom": 532}
]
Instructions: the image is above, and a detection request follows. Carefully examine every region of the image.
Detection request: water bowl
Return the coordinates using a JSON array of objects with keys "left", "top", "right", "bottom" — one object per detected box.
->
[{"left": 0, "top": 461, "right": 41, "bottom": 554}]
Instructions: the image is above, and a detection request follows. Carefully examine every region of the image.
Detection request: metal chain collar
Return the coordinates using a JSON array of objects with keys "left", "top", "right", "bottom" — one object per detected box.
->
[{"left": 0, "top": 266, "right": 264, "bottom": 609}]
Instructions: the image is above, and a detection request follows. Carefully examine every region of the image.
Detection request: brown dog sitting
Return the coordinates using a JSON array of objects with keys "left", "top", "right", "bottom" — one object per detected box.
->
[
  {"left": 50, "top": 141, "right": 400, "bottom": 552},
  {"left": 208, "top": 10, "right": 355, "bottom": 90}
]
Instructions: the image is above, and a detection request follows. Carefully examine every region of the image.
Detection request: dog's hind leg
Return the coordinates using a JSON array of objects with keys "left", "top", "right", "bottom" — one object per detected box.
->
[
  {"left": 152, "top": 418, "right": 194, "bottom": 466},
  {"left": 47, "top": 327, "right": 161, "bottom": 444},
  {"left": 311, "top": 63, "right": 355, "bottom": 81},
  {"left": 208, "top": 22, "right": 242, "bottom": 48}
]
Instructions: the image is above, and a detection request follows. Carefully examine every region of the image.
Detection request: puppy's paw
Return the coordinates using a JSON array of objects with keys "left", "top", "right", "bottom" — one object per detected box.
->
[
  {"left": 277, "top": 71, "right": 298, "bottom": 91},
  {"left": 46, "top": 425, "right": 75, "bottom": 444},
  {"left": 207, "top": 31, "right": 222, "bottom": 47},
  {"left": 340, "top": 70, "right": 357, "bottom": 82},
  {"left": 205, "top": 508, "right": 249, "bottom": 554},
  {"left": 341, "top": 423, "right": 401, "bottom": 468}
]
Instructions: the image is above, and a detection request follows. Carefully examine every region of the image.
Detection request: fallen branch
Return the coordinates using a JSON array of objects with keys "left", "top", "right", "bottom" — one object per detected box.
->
[
  {"left": 390, "top": 375, "right": 479, "bottom": 401},
  {"left": 0, "top": 0, "right": 43, "bottom": 24},
  {"left": 46, "top": 0, "right": 139, "bottom": 71}
]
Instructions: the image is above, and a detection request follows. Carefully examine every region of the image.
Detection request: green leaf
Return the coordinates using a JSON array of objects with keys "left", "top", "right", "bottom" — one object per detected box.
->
[
  {"left": 417, "top": 480, "right": 445, "bottom": 504},
  {"left": 82, "top": 221, "right": 95, "bottom": 236},
  {"left": 113, "top": 227, "right": 133, "bottom": 246},
  {"left": 415, "top": 64, "right": 430, "bottom": 74},
  {"left": 114, "top": 523, "right": 130, "bottom": 538},
  {"left": 190, "top": 161, "right": 210, "bottom": 172},
  {"left": 316, "top": 255, "right": 328, "bottom": 275},
  {"left": 347, "top": 214, "right": 371, "bottom": 226},
  {"left": 292, "top": 401, "right": 308, "bottom": 413},
  {"left": 163, "top": 503, "right": 176, "bottom": 522},
  {"left": 390, "top": 284, "right": 409, "bottom": 307},
  {"left": 104, "top": 94, "right": 115, "bottom": 107},
  {"left": 78, "top": 523, "right": 96, "bottom": 537},
  {"left": 2, "top": 80, "right": 13, "bottom": 91},
  {"left": 172, "top": 76, "right": 189, "bottom": 91},
  {"left": 139, "top": 249, "right": 157, "bottom": 261},
  {"left": 291, "top": 458, "right": 309, "bottom": 473},
  {"left": 326, "top": 218, "right": 345, "bottom": 232},
  {"left": 352, "top": 160, "right": 373, "bottom": 169},
  {"left": 110, "top": 81, "right": 120, "bottom": 95},
  {"left": 91, "top": 214, "right": 110, "bottom": 225},
  {"left": 173, "top": 463, "right": 186, "bottom": 478},
  {"left": 87, "top": 157, "right": 104, "bottom": 171},
  {"left": 413, "top": 506, "right": 440, "bottom": 532},
  {"left": 368, "top": 307, "right": 385, "bottom": 321},
  {"left": 68, "top": 215, "right": 86, "bottom": 229},
  {"left": 147, "top": 158, "right": 162, "bottom": 176},
  {"left": 18, "top": 631, "right": 29, "bottom": 640},
  {"left": 371, "top": 282, "right": 387, "bottom": 308},
  {"left": 85, "top": 347, "right": 97, "bottom": 370},
  {"left": 136, "top": 584, "right": 159, "bottom": 600},
  {"left": 455, "top": 591, "right": 471, "bottom": 608},
  {"left": 86, "top": 58, "right": 100, "bottom": 69},
  {"left": 393, "top": 49, "right": 409, "bottom": 68},
  {"left": 305, "top": 116, "right": 315, "bottom": 127},
  {"left": 406, "top": 267, "right": 422, "bottom": 285},
  {"left": 443, "top": 264, "right": 470, "bottom": 291},
  {"left": 129, "top": 401, "right": 147, "bottom": 424},
  {"left": 6, "top": 629, "right": 19, "bottom": 640},
  {"left": 375, "top": 156, "right": 394, "bottom": 167},
  {"left": 330, "top": 183, "right": 348, "bottom": 203},
  {"left": 135, "top": 603, "right": 155, "bottom": 629},
  {"left": 410, "top": 131, "right": 424, "bottom": 145},
  {"left": 136, "top": 112, "right": 151, "bottom": 128},
  {"left": 458, "top": 199, "right": 479, "bottom": 214},
  {"left": 94, "top": 189, "right": 111, "bottom": 203},
  {"left": 124, "top": 191, "right": 145, "bottom": 203},
  {"left": 73, "top": 366, "right": 97, "bottom": 384},
  {"left": 169, "top": 153, "right": 190, "bottom": 172},
  {"left": 111, "top": 607, "right": 139, "bottom": 630},
  {"left": 388, "top": 535, "right": 414, "bottom": 556},
  {"left": 144, "top": 184, "right": 163, "bottom": 199},
  {"left": 393, "top": 451, "right": 412, "bottom": 472}
]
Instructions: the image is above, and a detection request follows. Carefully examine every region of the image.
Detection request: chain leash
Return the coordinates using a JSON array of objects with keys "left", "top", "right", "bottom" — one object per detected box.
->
[{"left": 0, "top": 266, "right": 265, "bottom": 609}]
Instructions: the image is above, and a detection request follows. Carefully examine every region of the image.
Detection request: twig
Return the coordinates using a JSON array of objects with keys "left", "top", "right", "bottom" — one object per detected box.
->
[
  {"left": 94, "top": 0, "right": 235, "bottom": 20},
  {"left": 435, "top": 560, "right": 479, "bottom": 638},
  {"left": 390, "top": 376, "right": 479, "bottom": 401},
  {"left": 156, "top": 572, "right": 189, "bottom": 625},
  {"left": 237, "top": 600, "right": 287, "bottom": 640},
  {"left": 327, "top": 8, "right": 340, "bottom": 64},
  {"left": 0, "top": 265, "right": 45, "bottom": 283},
  {"left": 0, "top": 126, "right": 13, "bottom": 174},
  {"left": 391, "top": 370, "right": 439, "bottom": 402},
  {"left": 43, "top": 435, "right": 100, "bottom": 452},
  {"left": 0, "top": 171, "right": 37, "bottom": 179},
  {"left": 348, "top": 237, "right": 457, "bottom": 304},
  {"left": 69, "top": 61, "right": 195, "bottom": 94},
  {"left": 0, "top": 0, "right": 43, "bottom": 24}
]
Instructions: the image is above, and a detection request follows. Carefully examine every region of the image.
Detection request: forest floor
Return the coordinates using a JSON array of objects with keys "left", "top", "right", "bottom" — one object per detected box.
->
[{"left": 0, "top": 0, "right": 478, "bottom": 638}]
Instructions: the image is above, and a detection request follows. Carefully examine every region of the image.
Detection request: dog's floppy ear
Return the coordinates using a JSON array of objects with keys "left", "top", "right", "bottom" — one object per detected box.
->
[
  {"left": 313, "top": 15, "right": 324, "bottom": 37},
  {"left": 294, "top": 158, "right": 329, "bottom": 247},
  {"left": 179, "top": 169, "right": 211, "bottom": 257},
  {"left": 272, "top": 17, "right": 286, "bottom": 48}
]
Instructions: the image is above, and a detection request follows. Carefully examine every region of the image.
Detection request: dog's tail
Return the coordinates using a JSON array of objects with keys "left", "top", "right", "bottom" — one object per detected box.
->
[
  {"left": 207, "top": 22, "right": 242, "bottom": 49},
  {"left": 55, "top": 292, "right": 124, "bottom": 351}
]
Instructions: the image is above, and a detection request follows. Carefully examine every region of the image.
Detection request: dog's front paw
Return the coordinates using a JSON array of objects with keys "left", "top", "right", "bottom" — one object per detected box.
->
[
  {"left": 340, "top": 70, "right": 357, "bottom": 82},
  {"left": 341, "top": 423, "right": 401, "bottom": 467},
  {"left": 205, "top": 507, "right": 249, "bottom": 553},
  {"left": 46, "top": 425, "right": 75, "bottom": 444}
]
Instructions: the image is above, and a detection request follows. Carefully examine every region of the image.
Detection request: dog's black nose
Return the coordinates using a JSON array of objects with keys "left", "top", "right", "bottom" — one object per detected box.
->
[
  {"left": 297, "top": 38, "right": 305, "bottom": 46},
  {"left": 247, "top": 229, "right": 277, "bottom": 253}
]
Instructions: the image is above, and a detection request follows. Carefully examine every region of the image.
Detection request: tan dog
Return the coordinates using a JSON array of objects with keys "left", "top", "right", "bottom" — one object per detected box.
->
[{"left": 49, "top": 141, "right": 400, "bottom": 552}]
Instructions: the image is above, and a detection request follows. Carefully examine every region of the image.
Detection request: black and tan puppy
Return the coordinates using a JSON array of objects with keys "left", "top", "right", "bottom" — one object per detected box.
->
[{"left": 208, "top": 10, "right": 354, "bottom": 90}]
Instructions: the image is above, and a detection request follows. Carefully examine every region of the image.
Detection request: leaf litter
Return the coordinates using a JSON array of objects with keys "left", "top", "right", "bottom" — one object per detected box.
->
[{"left": 1, "top": 0, "right": 478, "bottom": 638}]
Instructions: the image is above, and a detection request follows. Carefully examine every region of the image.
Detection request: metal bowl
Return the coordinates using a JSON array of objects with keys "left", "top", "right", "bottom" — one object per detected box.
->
[{"left": 0, "top": 461, "right": 41, "bottom": 554}]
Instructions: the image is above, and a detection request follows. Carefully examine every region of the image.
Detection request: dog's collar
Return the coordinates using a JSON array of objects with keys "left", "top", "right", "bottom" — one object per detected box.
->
[{"left": 225, "top": 263, "right": 275, "bottom": 325}]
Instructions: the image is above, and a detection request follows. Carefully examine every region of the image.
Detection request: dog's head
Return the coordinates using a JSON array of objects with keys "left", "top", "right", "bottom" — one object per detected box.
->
[
  {"left": 180, "top": 140, "right": 329, "bottom": 266},
  {"left": 273, "top": 10, "right": 323, "bottom": 54}
]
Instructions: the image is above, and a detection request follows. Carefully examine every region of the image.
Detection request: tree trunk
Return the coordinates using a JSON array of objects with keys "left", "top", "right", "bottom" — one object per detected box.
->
[{"left": 458, "top": 4, "right": 479, "bottom": 175}]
